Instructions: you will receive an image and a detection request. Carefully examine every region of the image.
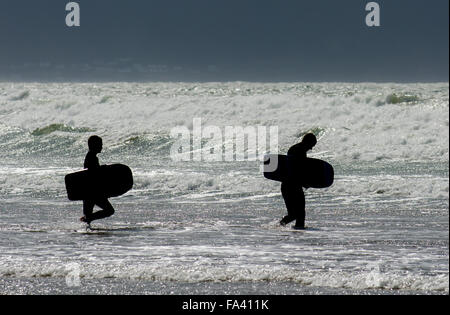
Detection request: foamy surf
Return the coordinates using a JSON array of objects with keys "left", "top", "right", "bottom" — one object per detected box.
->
[{"left": 0, "top": 82, "right": 448, "bottom": 294}]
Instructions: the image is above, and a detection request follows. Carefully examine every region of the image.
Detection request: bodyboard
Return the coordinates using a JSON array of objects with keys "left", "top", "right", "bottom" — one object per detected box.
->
[
  {"left": 263, "top": 154, "right": 334, "bottom": 188},
  {"left": 65, "top": 164, "right": 133, "bottom": 201}
]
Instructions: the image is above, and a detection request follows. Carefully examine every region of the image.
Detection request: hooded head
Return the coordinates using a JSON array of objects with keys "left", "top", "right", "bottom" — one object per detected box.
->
[{"left": 301, "top": 133, "right": 317, "bottom": 150}]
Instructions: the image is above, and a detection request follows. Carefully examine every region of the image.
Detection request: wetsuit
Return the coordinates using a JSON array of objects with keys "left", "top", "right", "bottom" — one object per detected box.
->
[
  {"left": 280, "top": 142, "right": 309, "bottom": 228},
  {"left": 82, "top": 152, "right": 114, "bottom": 223}
]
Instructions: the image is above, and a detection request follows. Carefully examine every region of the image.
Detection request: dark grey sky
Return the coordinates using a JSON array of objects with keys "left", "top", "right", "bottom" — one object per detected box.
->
[{"left": 0, "top": 0, "right": 448, "bottom": 81}]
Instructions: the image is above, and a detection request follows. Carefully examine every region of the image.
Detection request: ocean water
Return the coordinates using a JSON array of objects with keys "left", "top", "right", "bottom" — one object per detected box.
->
[{"left": 0, "top": 82, "right": 448, "bottom": 295}]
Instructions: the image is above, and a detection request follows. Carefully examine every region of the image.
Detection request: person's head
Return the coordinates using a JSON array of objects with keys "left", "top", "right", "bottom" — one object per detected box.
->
[
  {"left": 88, "top": 135, "right": 103, "bottom": 153},
  {"left": 301, "top": 133, "right": 317, "bottom": 150}
]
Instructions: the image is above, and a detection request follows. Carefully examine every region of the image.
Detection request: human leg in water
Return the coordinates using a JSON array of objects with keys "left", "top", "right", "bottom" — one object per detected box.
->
[
  {"left": 81, "top": 200, "right": 94, "bottom": 224},
  {"left": 80, "top": 198, "right": 115, "bottom": 224},
  {"left": 280, "top": 182, "right": 306, "bottom": 229}
]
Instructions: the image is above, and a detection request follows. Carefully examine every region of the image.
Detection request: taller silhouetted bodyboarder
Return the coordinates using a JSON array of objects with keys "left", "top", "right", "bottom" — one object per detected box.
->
[{"left": 279, "top": 133, "right": 317, "bottom": 229}]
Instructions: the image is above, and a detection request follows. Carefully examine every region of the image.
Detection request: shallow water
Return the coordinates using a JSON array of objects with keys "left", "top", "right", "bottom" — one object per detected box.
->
[{"left": 0, "top": 82, "right": 448, "bottom": 294}]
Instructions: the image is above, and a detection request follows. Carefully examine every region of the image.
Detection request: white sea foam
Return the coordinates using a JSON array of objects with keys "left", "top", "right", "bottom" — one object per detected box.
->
[
  {"left": 0, "top": 82, "right": 448, "bottom": 294},
  {"left": 0, "top": 82, "right": 448, "bottom": 201},
  {"left": 0, "top": 256, "right": 447, "bottom": 293},
  {"left": 0, "top": 82, "right": 448, "bottom": 162},
  {"left": 0, "top": 164, "right": 447, "bottom": 203}
]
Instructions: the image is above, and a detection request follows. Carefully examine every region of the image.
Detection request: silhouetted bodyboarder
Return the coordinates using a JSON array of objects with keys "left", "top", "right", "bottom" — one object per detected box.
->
[
  {"left": 279, "top": 133, "right": 317, "bottom": 230},
  {"left": 80, "top": 135, "right": 115, "bottom": 225}
]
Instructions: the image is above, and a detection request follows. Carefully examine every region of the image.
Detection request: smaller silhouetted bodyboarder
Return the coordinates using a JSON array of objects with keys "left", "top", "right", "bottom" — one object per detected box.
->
[
  {"left": 80, "top": 136, "right": 115, "bottom": 225},
  {"left": 280, "top": 133, "right": 317, "bottom": 230}
]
